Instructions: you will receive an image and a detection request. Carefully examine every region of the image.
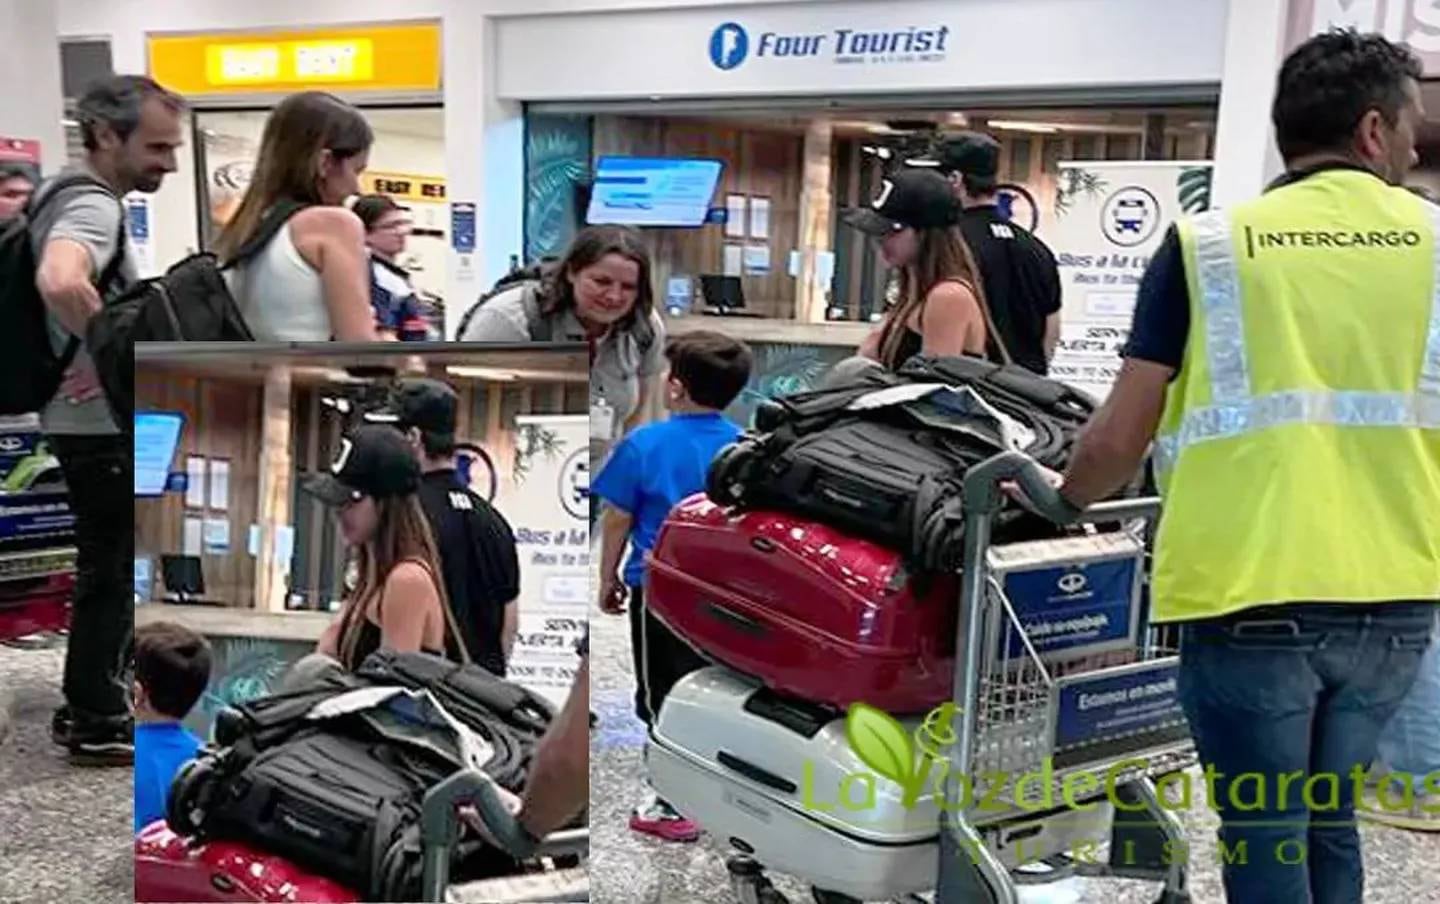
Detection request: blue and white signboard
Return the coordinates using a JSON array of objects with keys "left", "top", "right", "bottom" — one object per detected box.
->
[
  {"left": 1052, "top": 660, "right": 1187, "bottom": 756},
  {"left": 450, "top": 202, "right": 477, "bottom": 253},
  {"left": 991, "top": 534, "right": 1142, "bottom": 663}
]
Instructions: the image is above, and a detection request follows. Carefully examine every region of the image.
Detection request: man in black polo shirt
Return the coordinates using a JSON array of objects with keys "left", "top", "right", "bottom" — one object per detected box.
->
[
  {"left": 374, "top": 379, "right": 520, "bottom": 676},
  {"left": 935, "top": 132, "right": 1063, "bottom": 376}
]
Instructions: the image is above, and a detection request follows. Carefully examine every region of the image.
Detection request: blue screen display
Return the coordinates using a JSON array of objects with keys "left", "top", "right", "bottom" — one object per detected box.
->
[
  {"left": 134, "top": 411, "right": 184, "bottom": 497},
  {"left": 586, "top": 157, "right": 724, "bottom": 227}
]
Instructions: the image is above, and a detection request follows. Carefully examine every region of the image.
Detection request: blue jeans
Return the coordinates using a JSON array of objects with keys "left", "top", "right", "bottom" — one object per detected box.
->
[
  {"left": 1178, "top": 601, "right": 1435, "bottom": 904},
  {"left": 1377, "top": 627, "right": 1440, "bottom": 776}
]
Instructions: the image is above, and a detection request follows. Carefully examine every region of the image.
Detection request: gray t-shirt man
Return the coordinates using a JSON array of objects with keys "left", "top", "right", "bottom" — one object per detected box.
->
[{"left": 27, "top": 164, "right": 129, "bottom": 436}]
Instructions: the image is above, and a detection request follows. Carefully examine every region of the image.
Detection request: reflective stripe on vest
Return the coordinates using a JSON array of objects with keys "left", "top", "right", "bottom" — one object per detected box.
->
[{"left": 1154, "top": 206, "right": 1440, "bottom": 472}]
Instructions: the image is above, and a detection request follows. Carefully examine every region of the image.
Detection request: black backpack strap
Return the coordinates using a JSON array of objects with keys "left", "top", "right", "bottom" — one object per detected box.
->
[
  {"left": 520, "top": 283, "right": 552, "bottom": 342},
  {"left": 225, "top": 200, "right": 311, "bottom": 269},
  {"left": 28, "top": 173, "right": 128, "bottom": 292},
  {"left": 29, "top": 174, "right": 127, "bottom": 370}
]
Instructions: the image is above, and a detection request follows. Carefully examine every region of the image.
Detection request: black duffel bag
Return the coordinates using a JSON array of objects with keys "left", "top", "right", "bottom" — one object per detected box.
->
[
  {"left": 169, "top": 651, "right": 557, "bottom": 901},
  {"left": 708, "top": 355, "right": 1102, "bottom": 572}
]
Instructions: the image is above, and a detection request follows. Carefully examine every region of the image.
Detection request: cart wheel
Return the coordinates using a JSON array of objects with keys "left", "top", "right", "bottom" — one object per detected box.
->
[{"left": 811, "top": 889, "right": 861, "bottom": 904}]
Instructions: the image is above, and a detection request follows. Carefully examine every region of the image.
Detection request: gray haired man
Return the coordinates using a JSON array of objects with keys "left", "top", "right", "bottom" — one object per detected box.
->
[{"left": 31, "top": 75, "right": 184, "bottom": 764}]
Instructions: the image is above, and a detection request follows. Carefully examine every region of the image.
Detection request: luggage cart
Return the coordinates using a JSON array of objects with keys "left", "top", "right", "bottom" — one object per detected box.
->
[{"left": 724, "top": 452, "right": 1193, "bottom": 904}]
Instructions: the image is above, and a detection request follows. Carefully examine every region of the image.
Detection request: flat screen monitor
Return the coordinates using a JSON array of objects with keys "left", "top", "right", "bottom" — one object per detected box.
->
[
  {"left": 161, "top": 554, "right": 205, "bottom": 600},
  {"left": 700, "top": 275, "right": 745, "bottom": 310},
  {"left": 134, "top": 411, "right": 184, "bottom": 497},
  {"left": 585, "top": 157, "right": 723, "bottom": 227}
]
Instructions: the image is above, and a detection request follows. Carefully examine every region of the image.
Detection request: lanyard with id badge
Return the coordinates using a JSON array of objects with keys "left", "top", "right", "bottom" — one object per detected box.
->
[{"left": 590, "top": 393, "right": 614, "bottom": 443}]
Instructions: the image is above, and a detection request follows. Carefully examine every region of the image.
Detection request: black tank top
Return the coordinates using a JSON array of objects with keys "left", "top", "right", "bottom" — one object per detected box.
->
[
  {"left": 346, "top": 617, "right": 446, "bottom": 672},
  {"left": 343, "top": 559, "right": 454, "bottom": 672},
  {"left": 886, "top": 278, "right": 1005, "bottom": 371},
  {"left": 892, "top": 327, "right": 924, "bottom": 370}
]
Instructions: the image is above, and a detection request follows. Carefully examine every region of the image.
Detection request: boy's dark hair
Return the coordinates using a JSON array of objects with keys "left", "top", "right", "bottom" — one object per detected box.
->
[
  {"left": 665, "top": 330, "right": 753, "bottom": 410},
  {"left": 134, "top": 621, "right": 212, "bottom": 719},
  {"left": 353, "top": 194, "right": 403, "bottom": 231},
  {"left": 1272, "top": 29, "right": 1422, "bottom": 163},
  {"left": 76, "top": 75, "right": 185, "bottom": 152}
]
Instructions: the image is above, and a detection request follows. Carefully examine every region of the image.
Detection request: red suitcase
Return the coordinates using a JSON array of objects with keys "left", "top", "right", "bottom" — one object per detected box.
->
[
  {"left": 134, "top": 821, "right": 360, "bottom": 903},
  {"left": 0, "top": 571, "right": 73, "bottom": 641},
  {"left": 646, "top": 493, "right": 960, "bottom": 714}
]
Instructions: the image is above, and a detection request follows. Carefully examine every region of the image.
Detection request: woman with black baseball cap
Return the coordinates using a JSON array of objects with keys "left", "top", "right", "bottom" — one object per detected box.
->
[
  {"left": 302, "top": 424, "right": 467, "bottom": 671},
  {"left": 841, "top": 167, "right": 1006, "bottom": 370}
]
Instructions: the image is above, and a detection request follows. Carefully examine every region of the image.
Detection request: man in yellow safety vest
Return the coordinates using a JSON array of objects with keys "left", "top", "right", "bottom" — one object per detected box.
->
[{"left": 1032, "top": 30, "right": 1440, "bottom": 904}]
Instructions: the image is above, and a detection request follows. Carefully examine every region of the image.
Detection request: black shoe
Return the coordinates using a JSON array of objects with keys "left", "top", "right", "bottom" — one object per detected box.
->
[
  {"left": 67, "top": 717, "right": 133, "bottom": 767},
  {"left": 50, "top": 705, "right": 72, "bottom": 747}
]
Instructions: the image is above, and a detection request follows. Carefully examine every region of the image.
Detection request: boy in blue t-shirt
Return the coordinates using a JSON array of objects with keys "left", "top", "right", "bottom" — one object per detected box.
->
[
  {"left": 593, "top": 329, "right": 752, "bottom": 842},
  {"left": 133, "top": 621, "right": 212, "bottom": 833}
]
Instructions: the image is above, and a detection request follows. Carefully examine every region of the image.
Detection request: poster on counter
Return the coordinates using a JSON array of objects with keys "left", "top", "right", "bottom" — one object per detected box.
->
[
  {"left": 496, "top": 414, "right": 589, "bottom": 709},
  {"left": 1046, "top": 161, "right": 1213, "bottom": 400}
]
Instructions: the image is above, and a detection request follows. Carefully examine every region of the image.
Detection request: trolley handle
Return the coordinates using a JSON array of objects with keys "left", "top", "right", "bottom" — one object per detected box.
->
[
  {"left": 962, "top": 451, "right": 1079, "bottom": 525},
  {"left": 419, "top": 769, "right": 539, "bottom": 899}
]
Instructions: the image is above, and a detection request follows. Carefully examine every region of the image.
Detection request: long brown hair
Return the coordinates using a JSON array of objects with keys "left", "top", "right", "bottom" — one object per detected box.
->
[
  {"left": 214, "top": 91, "right": 373, "bottom": 263},
  {"left": 335, "top": 493, "right": 459, "bottom": 670},
  {"left": 876, "top": 226, "right": 998, "bottom": 370},
  {"left": 539, "top": 225, "right": 656, "bottom": 336}
]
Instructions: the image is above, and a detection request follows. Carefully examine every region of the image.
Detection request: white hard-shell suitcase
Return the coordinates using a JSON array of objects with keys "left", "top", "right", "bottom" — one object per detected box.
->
[{"left": 648, "top": 667, "right": 1114, "bottom": 902}]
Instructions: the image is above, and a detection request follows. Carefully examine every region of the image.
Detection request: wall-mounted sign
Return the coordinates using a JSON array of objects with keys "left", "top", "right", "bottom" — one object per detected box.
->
[
  {"left": 1287, "top": 0, "right": 1440, "bottom": 74},
  {"left": 0, "top": 137, "right": 40, "bottom": 165},
  {"left": 148, "top": 23, "right": 442, "bottom": 96},
  {"left": 450, "top": 202, "right": 477, "bottom": 253},
  {"left": 361, "top": 171, "right": 446, "bottom": 204}
]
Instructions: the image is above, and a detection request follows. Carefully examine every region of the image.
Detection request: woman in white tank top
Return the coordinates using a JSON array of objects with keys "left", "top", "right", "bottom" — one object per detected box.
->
[{"left": 214, "top": 92, "right": 379, "bottom": 342}]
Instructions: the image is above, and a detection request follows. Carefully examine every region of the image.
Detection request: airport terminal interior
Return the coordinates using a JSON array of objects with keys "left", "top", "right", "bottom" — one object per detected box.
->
[{"left": 1, "top": 1, "right": 1440, "bottom": 903}]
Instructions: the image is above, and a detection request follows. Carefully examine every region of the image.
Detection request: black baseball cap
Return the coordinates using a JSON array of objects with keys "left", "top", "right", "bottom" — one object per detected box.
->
[
  {"left": 302, "top": 424, "right": 421, "bottom": 507},
  {"left": 933, "top": 132, "right": 1001, "bottom": 179},
  {"left": 841, "top": 168, "right": 960, "bottom": 237},
  {"left": 366, "top": 378, "right": 458, "bottom": 444}
]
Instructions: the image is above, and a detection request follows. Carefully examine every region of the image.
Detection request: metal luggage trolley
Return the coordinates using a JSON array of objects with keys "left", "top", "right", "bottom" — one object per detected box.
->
[
  {"left": 723, "top": 451, "right": 1193, "bottom": 904},
  {"left": 933, "top": 452, "right": 1193, "bottom": 904}
]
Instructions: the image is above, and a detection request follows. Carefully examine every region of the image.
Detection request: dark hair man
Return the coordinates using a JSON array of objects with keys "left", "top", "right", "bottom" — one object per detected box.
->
[
  {"left": 37, "top": 76, "right": 185, "bottom": 764},
  {"left": 0, "top": 162, "right": 36, "bottom": 222},
  {"left": 936, "top": 132, "right": 1063, "bottom": 375},
  {"left": 1018, "top": 30, "right": 1438, "bottom": 903},
  {"left": 375, "top": 379, "right": 521, "bottom": 677}
]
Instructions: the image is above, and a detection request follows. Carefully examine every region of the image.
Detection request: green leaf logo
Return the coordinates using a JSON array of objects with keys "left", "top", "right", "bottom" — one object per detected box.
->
[{"left": 846, "top": 703, "right": 926, "bottom": 807}]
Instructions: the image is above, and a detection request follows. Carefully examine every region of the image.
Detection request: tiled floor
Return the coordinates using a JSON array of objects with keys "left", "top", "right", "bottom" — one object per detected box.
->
[
  {"left": 587, "top": 595, "right": 1440, "bottom": 904},
  {"left": 0, "top": 639, "right": 132, "bottom": 904}
]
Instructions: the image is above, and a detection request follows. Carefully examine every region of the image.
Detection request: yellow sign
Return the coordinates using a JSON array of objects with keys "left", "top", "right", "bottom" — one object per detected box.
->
[
  {"left": 361, "top": 171, "right": 446, "bottom": 204},
  {"left": 150, "top": 23, "right": 440, "bottom": 96}
]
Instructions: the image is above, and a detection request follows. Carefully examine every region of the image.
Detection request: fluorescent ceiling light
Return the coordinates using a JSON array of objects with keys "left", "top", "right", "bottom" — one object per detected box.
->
[
  {"left": 987, "top": 120, "right": 1062, "bottom": 134},
  {"left": 446, "top": 365, "right": 587, "bottom": 383},
  {"left": 866, "top": 124, "right": 896, "bottom": 135},
  {"left": 947, "top": 112, "right": 970, "bottom": 126},
  {"left": 906, "top": 158, "right": 941, "bottom": 168},
  {"left": 447, "top": 367, "right": 517, "bottom": 382}
]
